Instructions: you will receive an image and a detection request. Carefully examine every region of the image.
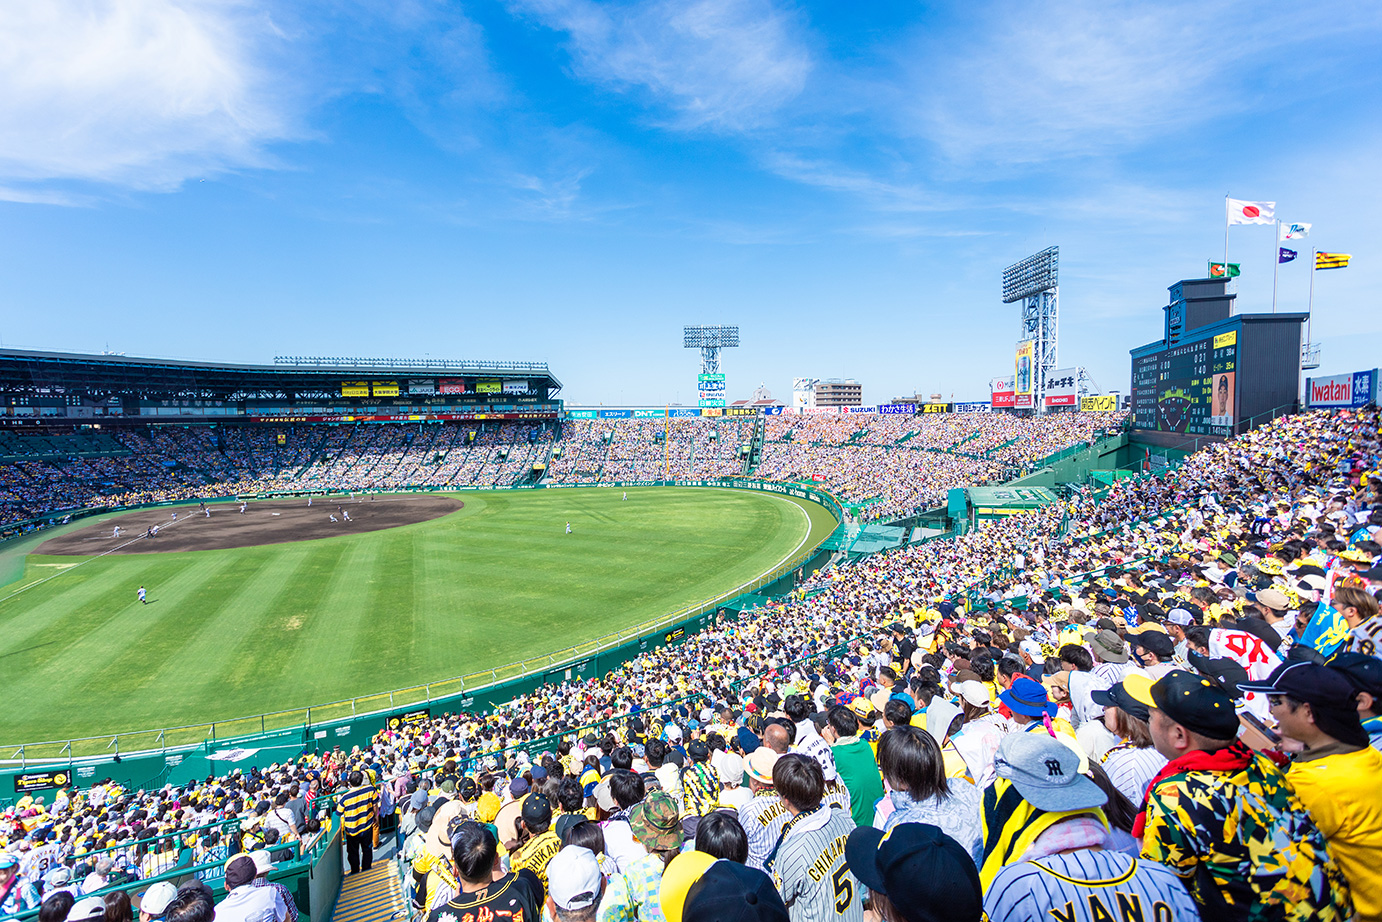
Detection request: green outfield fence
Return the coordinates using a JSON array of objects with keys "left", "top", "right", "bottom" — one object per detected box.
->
[{"left": 0, "top": 479, "right": 843, "bottom": 799}]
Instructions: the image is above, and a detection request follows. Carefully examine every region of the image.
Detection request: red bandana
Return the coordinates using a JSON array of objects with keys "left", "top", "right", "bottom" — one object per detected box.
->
[{"left": 1131, "top": 740, "right": 1255, "bottom": 837}]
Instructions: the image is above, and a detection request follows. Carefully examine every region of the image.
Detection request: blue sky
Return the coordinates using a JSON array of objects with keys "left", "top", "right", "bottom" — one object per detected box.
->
[{"left": 1, "top": 1, "right": 1380, "bottom": 405}]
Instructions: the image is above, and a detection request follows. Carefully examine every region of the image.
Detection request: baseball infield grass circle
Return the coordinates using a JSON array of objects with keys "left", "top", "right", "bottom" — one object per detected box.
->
[{"left": 0, "top": 486, "right": 836, "bottom": 745}]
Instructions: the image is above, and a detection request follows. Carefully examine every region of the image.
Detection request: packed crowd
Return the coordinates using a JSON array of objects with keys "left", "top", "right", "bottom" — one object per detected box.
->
[{"left": 3, "top": 405, "right": 1381, "bottom": 922}]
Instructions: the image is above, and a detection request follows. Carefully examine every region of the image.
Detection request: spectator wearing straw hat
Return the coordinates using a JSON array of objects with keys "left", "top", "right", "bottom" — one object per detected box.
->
[{"left": 737, "top": 749, "right": 785, "bottom": 871}]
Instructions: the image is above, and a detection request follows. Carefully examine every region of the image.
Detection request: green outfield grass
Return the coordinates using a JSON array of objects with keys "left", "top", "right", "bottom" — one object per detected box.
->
[{"left": 0, "top": 487, "right": 836, "bottom": 745}]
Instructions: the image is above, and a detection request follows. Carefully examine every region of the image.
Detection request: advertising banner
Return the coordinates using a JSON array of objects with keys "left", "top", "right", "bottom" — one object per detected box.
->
[
  {"left": 700, "top": 407, "right": 724, "bottom": 417},
  {"left": 476, "top": 379, "right": 501, "bottom": 394},
  {"left": 1043, "top": 367, "right": 1078, "bottom": 407},
  {"left": 804, "top": 406, "right": 840, "bottom": 415},
  {"left": 669, "top": 407, "right": 700, "bottom": 418},
  {"left": 991, "top": 375, "right": 1015, "bottom": 409},
  {"left": 407, "top": 379, "right": 436, "bottom": 395},
  {"left": 1080, "top": 394, "right": 1119, "bottom": 412},
  {"left": 726, "top": 406, "right": 757, "bottom": 416},
  {"left": 566, "top": 409, "right": 597, "bottom": 419},
  {"left": 598, "top": 409, "right": 632, "bottom": 419},
  {"left": 698, "top": 373, "right": 726, "bottom": 408},
  {"left": 502, "top": 381, "right": 530, "bottom": 395},
  {"left": 1306, "top": 370, "right": 1376, "bottom": 408},
  {"left": 632, "top": 408, "right": 666, "bottom": 418},
  {"left": 341, "top": 381, "right": 369, "bottom": 398},
  {"left": 371, "top": 381, "right": 400, "bottom": 397},
  {"left": 14, "top": 770, "right": 70, "bottom": 793},
  {"left": 1014, "top": 342, "right": 1035, "bottom": 409},
  {"left": 792, "top": 377, "right": 818, "bottom": 408},
  {"left": 953, "top": 401, "right": 992, "bottom": 413},
  {"left": 847, "top": 406, "right": 875, "bottom": 414},
  {"left": 878, "top": 404, "right": 913, "bottom": 414},
  {"left": 763, "top": 406, "right": 784, "bottom": 415},
  {"left": 921, "top": 403, "right": 951, "bottom": 413},
  {"left": 439, "top": 378, "right": 466, "bottom": 394}
]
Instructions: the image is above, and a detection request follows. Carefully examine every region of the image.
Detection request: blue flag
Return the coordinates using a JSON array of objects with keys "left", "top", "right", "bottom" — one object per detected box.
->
[
  {"left": 1298, "top": 600, "right": 1351, "bottom": 658},
  {"left": 1279, "top": 247, "right": 1297, "bottom": 264}
]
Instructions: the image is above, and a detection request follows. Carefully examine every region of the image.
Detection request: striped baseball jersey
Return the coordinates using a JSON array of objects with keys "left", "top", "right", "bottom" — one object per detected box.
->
[
  {"left": 983, "top": 850, "right": 1200, "bottom": 922},
  {"left": 770, "top": 806, "right": 862, "bottom": 922},
  {"left": 739, "top": 791, "right": 791, "bottom": 870}
]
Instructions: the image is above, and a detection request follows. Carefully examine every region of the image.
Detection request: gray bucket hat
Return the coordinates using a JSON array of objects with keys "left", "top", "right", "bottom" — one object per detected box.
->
[{"left": 994, "top": 731, "right": 1106, "bottom": 813}]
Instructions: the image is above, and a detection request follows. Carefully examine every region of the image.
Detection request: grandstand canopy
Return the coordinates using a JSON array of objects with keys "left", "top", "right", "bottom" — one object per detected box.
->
[{"left": 0, "top": 349, "right": 561, "bottom": 399}]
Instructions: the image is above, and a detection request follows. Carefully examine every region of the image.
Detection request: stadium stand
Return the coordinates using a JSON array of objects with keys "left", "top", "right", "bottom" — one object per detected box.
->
[{"left": 3, "top": 406, "right": 1381, "bottom": 922}]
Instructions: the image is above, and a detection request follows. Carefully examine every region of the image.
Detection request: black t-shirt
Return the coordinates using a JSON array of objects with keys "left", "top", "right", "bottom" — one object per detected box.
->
[{"left": 426, "top": 870, "right": 541, "bottom": 922}]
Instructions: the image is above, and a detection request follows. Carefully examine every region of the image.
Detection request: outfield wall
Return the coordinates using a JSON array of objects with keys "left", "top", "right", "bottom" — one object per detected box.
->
[{"left": 0, "top": 479, "right": 840, "bottom": 801}]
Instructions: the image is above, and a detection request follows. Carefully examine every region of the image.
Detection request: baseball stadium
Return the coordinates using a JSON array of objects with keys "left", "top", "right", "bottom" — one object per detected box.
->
[{"left": 2, "top": 287, "right": 1381, "bottom": 922}]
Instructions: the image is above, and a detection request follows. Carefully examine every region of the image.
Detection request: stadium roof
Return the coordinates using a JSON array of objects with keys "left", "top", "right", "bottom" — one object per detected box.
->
[{"left": 0, "top": 348, "right": 561, "bottom": 398}]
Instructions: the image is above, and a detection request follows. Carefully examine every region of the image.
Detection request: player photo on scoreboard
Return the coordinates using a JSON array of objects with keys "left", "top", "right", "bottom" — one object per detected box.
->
[{"left": 1209, "top": 372, "right": 1236, "bottom": 426}]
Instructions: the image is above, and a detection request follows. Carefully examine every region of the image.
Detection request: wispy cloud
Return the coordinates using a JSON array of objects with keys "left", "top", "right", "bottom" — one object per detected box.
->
[
  {"left": 507, "top": 0, "right": 811, "bottom": 131},
  {"left": 0, "top": 0, "right": 297, "bottom": 197},
  {"left": 902, "top": 1, "right": 1382, "bottom": 168}
]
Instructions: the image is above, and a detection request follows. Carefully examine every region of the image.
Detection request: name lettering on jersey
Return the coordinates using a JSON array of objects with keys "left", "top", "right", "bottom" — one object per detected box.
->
[
  {"left": 757, "top": 801, "right": 788, "bottom": 827},
  {"left": 806, "top": 834, "right": 849, "bottom": 883},
  {"left": 1045, "top": 893, "right": 1170, "bottom": 922}
]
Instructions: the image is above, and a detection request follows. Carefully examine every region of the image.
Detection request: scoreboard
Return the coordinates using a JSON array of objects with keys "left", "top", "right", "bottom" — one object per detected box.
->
[{"left": 1131, "top": 330, "right": 1238, "bottom": 436}]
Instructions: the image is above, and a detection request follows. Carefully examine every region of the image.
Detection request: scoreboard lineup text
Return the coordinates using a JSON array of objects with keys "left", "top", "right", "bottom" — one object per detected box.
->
[{"left": 1132, "top": 331, "right": 1238, "bottom": 436}]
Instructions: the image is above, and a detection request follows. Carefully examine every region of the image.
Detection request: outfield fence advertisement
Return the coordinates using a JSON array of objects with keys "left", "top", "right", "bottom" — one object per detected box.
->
[{"left": 954, "top": 401, "right": 992, "bottom": 413}]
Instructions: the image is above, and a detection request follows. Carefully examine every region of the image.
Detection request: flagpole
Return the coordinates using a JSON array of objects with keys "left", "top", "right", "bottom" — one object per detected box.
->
[
  {"left": 1271, "top": 220, "right": 1280, "bottom": 313},
  {"left": 1307, "top": 247, "right": 1317, "bottom": 351},
  {"left": 1223, "top": 196, "right": 1230, "bottom": 287}
]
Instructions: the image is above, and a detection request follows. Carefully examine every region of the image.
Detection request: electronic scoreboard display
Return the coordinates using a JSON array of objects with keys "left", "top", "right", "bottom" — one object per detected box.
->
[{"left": 1132, "top": 330, "right": 1238, "bottom": 436}]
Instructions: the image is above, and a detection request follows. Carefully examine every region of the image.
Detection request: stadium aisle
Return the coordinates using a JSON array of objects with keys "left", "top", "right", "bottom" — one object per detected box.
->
[{"left": 330, "top": 860, "right": 406, "bottom": 922}]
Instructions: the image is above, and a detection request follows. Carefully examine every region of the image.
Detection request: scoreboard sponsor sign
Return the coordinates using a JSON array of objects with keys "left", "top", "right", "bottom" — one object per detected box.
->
[{"left": 1306, "top": 370, "right": 1375, "bottom": 408}]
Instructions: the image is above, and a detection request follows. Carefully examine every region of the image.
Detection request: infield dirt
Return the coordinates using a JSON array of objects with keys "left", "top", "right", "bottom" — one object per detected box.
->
[{"left": 36, "top": 494, "right": 463, "bottom": 555}]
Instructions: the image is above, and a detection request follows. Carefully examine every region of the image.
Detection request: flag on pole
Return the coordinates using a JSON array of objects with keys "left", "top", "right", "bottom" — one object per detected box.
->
[
  {"left": 1227, "top": 198, "right": 1275, "bottom": 225},
  {"left": 1278, "top": 248, "right": 1297, "bottom": 264},
  {"left": 1209, "top": 261, "right": 1242, "bottom": 278},
  {"left": 1281, "top": 222, "right": 1311, "bottom": 240},
  {"left": 1316, "top": 252, "right": 1352, "bottom": 270}
]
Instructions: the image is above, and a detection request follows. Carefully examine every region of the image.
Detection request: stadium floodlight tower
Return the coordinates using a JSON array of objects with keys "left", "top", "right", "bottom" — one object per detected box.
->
[
  {"left": 1001, "top": 246, "right": 1059, "bottom": 414},
  {"left": 684, "top": 325, "right": 739, "bottom": 408}
]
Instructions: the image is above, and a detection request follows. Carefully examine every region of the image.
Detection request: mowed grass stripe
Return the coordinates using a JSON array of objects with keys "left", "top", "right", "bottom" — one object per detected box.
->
[{"left": 0, "top": 487, "right": 829, "bottom": 743}]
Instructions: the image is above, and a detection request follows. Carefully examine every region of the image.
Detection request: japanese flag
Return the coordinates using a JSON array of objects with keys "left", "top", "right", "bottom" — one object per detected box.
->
[{"left": 1228, "top": 198, "right": 1275, "bottom": 225}]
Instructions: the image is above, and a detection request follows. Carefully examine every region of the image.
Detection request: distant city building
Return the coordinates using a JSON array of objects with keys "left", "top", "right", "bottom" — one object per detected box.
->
[{"left": 813, "top": 378, "right": 862, "bottom": 407}]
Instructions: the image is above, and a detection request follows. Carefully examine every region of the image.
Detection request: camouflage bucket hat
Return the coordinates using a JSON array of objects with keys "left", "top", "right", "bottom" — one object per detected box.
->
[{"left": 629, "top": 790, "right": 683, "bottom": 851}]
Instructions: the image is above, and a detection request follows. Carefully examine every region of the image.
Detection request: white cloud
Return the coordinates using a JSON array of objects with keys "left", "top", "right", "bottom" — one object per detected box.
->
[
  {"left": 508, "top": 0, "right": 811, "bottom": 131},
  {"left": 0, "top": 0, "right": 295, "bottom": 195}
]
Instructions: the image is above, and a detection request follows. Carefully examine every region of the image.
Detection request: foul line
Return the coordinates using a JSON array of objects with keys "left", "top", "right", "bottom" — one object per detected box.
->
[{"left": 0, "top": 512, "right": 194, "bottom": 608}]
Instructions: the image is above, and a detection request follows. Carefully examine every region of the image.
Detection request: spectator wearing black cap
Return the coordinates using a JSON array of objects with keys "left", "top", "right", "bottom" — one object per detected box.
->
[
  {"left": 1330, "top": 652, "right": 1382, "bottom": 749},
  {"left": 510, "top": 793, "right": 561, "bottom": 888},
  {"left": 1242, "top": 661, "right": 1382, "bottom": 922},
  {"left": 682, "top": 860, "right": 788, "bottom": 922},
  {"left": 1129, "top": 630, "right": 1176, "bottom": 680},
  {"left": 1090, "top": 675, "right": 1167, "bottom": 806},
  {"left": 845, "top": 823, "right": 981, "bottom": 922},
  {"left": 1131, "top": 670, "right": 1352, "bottom": 921}
]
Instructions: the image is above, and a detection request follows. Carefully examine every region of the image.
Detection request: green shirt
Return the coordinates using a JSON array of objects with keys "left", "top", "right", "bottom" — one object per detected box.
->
[{"left": 831, "top": 737, "right": 884, "bottom": 830}]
